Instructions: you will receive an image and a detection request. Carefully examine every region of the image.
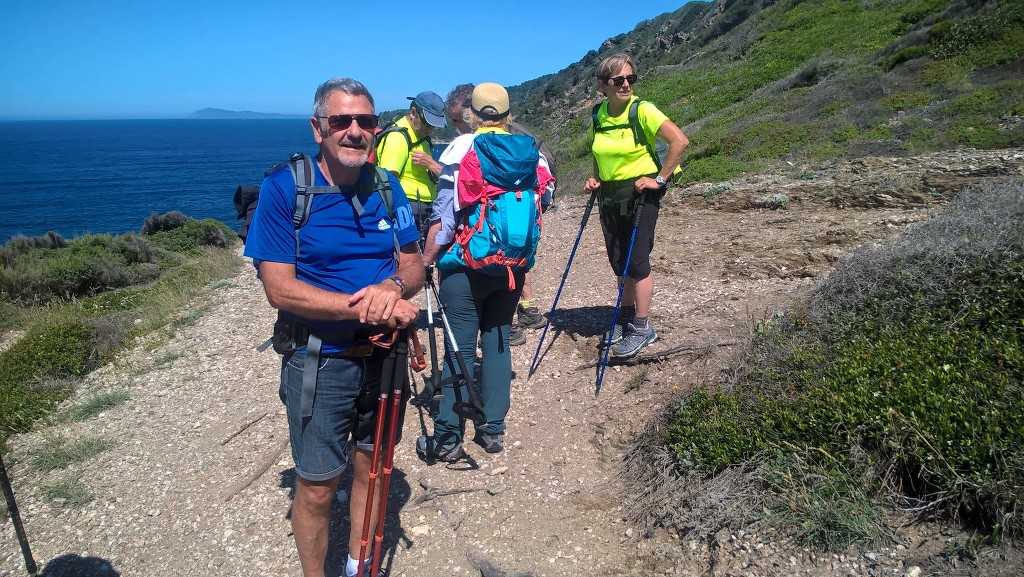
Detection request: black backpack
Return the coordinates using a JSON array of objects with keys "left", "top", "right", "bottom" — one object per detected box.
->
[{"left": 233, "top": 153, "right": 396, "bottom": 254}]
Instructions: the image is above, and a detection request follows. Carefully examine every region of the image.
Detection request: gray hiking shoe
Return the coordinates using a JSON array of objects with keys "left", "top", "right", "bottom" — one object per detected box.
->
[
  {"left": 603, "top": 320, "right": 629, "bottom": 346},
  {"left": 612, "top": 322, "right": 658, "bottom": 358},
  {"left": 472, "top": 430, "right": 505, "bottom": 454},
  {"left": 517, "top": 303, "right": 546, "bottom": 329},
  {"left": 416, "top": 434, "right": 465, "bottom": 463},
  {"left": 508, "top": 323, "right": 526, "bottom": 346}
]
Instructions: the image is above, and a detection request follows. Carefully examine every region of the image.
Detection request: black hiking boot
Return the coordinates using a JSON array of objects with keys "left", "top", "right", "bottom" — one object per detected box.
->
[
  {"left": 472, "top": 430, "right": 505, "bottom": 454},
  {"left": 508, "top": 322, "right": 526, "bottom": 346},
  {"left": 516, "top": 303, "right": 546, "bottom": 329},
  {"left": 415, "top": 434, "right": 465, "bottom": 463}
]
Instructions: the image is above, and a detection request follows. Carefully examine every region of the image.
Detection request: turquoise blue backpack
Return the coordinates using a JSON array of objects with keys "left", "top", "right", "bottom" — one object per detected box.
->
[{"left": 437, "top": 133, "right": 553, "bottom": 290}]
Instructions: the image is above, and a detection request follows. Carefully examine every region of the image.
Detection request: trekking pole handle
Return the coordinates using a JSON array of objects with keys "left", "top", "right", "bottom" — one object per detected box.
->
[{"left": 408, "top": 329, "right": 427, "bottom": 372}]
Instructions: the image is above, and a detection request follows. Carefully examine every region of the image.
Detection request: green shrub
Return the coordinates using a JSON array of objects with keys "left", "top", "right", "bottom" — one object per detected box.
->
[
  {"left": 0, "top": 233, "right": 162, "bottom": 303},
  {"left": 0, "top": 318, "right": 96, "bottom": 435},
  {"left": 820, "top": 99, "right": 853, "bottom": 117},
  {"left": 141, "top": 211, "right": 189, "bottom": 235},
  {"left": 881, "top": 91, "right": 934, "bottom": 111},
  {"left": 680, "top": 156, "right": 751, "bottom": 185},
  {"left": 760, "top": 448, "right": 889, "bottom": 551},
  {"left": 830, "top": 124, "right": 859, "bottom": 144},
  {"left": 667, "top": 180, "right": 1024, "bottom": 537},
  {"left": 761, "top": 193, "right": 790, "bottom": 210},
  {"left": 145, "top": 218, "right": 234, "bottom": 254}
]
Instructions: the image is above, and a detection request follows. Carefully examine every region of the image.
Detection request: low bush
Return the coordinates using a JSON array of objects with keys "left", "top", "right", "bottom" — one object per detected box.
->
[
  {"left": 0, "top": 233, "right": 162, "bottom": 303},
  {"left": 666, "top": 180, "right": 1024, "bottom": 541},
  {"left": 141, "top": 211, "right": 189, "bottom": 235},
  {"left": 679, "top": 156, "right": 751, "bottom": 185},
  {"left": 0, "top": 318, "right": 95, "bottom": 435},
  {"left": 881, "top": 91, "right": 934, "bottom": 111},
  {"left": 144, "top": 218, "right": 234, "bottom": 254}
]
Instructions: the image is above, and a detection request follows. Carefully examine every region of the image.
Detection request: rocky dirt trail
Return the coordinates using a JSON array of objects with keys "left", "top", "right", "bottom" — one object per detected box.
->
[{"left": 2, "top": 149, "right": 1023, "bottom": 577}]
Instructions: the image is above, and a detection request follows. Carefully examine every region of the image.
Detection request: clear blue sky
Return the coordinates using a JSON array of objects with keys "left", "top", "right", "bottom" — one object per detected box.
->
[{"left": 0, "top": 0, "right": 687, "bottom": 119}]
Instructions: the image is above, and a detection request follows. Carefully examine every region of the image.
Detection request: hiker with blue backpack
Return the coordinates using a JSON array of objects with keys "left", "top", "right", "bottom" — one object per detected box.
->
[
  {"left": 417, "top": 82, "right": 555, "bottom": 462},
  {"left": 375, "top": 91, "right": 447, "bottom": 238},
  {"left": 584, "top": 52, "right": 689, "bottom": 359},
  {"left": 243, "top": 77, "right": 424, "bottom": 577},
  {"left": 444, "top": 83, "right": 557, "bottom": 347}
]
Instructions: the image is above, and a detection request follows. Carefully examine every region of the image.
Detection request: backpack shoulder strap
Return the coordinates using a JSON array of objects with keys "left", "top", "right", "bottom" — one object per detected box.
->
[
  {"left": 366, "top": 165, "right": 395, "bottom": 220},
  {"left": 590, "top": 102, "right": 604, "bottom": 132},
  {"left": 286, "top": 153, "right": 344, "bottom": 255},
  {"left": 629, "top": 100, "right": 663, "bottom": 171},
  {"left": 365, "top": 165, "right": 400, "bottom": 256},
  {"left": 627, "top": 99, "right": 646, "bottom": 148}
]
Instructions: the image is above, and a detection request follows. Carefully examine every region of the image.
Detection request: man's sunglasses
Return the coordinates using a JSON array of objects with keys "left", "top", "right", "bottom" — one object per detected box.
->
[
  {"left": 316, "top": 114, "right": 379, "bottom": 131},
  {"left": 605, "top": 74, "right": 638, "bottom": 87}
]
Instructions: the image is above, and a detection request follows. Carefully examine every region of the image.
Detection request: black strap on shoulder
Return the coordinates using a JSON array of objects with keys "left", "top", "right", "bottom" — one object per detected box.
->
[{"left": 629, "top": 100, "right": 663, "bottom": 171}]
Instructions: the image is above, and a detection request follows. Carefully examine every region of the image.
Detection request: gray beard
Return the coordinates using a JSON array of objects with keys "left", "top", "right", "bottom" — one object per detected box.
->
[{"left": 338, "top": 151, "right": 369, "bottom": 168}]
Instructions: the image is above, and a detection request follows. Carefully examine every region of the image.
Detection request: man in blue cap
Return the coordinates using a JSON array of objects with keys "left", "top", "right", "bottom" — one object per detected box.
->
[{"left": 376, "top": 91, "right": 447, "bottom": 237}]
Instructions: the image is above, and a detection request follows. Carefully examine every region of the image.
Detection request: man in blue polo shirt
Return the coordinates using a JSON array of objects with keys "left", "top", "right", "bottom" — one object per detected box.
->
[{"left": 244, "top": 77, "right": 423, "bottom": 577}]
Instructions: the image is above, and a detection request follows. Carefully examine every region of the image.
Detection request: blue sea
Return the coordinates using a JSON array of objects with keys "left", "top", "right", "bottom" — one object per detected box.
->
[{"left": 0, "top": 119, "right": 315, "bottom": 243}]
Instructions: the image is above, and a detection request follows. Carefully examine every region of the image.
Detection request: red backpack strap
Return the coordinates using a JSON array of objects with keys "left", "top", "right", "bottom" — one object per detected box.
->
[{"left": 456, "top": 149, "right": 486, "bottom": 209}]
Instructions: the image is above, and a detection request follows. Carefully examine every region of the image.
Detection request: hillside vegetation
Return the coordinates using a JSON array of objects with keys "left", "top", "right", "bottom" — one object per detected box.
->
[
  {"left": 508, "top": 0, "right": 1023, "bottom": 191},
  {"left": 0, "top": 213, "right": 239, "bottom": 440},
  {"left": 501, "top": 0, "right": 1024, "bottom": 552}
]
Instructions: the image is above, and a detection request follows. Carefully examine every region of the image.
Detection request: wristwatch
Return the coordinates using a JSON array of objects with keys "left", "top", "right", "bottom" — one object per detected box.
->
[
  {"left": 386, "top": 275, "right": 407, "bottom": 293},
  {"left": 655, "top": 175, "right": 666, "bottom": 186}
]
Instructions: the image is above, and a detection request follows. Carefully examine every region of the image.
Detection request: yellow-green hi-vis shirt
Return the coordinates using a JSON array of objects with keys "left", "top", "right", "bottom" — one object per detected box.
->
[
  {"left": 375, "top": 115, "right": 437, "bottom": 203},
  {"left": 590, "top": 96, "right": 670, "bottom": 182}
]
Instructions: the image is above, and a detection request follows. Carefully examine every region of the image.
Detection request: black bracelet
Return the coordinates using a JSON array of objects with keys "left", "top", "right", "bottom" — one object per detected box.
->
[{"left": 387, "top": 275, "right": 407, "bottom": 293}]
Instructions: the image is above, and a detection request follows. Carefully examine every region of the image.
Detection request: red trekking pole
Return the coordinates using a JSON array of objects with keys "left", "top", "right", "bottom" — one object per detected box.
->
[{"left": 357, "top": 328, "right": 419, "bottom": 577}]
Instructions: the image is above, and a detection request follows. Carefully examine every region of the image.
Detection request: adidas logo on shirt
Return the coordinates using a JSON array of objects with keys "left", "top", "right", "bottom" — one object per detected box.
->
[{"left": 377, "top": 218, "right": 392, "bottom": 231}]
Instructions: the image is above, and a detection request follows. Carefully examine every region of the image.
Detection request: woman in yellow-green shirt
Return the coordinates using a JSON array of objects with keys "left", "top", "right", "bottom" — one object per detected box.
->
[{"left": 584, "top": 52, "right": 689, "bottom": 358}]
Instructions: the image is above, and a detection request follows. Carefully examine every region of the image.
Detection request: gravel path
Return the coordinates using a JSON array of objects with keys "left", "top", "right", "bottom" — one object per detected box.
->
[{"left": 3, "top": 149, "right": 1023, "bottom": 577}]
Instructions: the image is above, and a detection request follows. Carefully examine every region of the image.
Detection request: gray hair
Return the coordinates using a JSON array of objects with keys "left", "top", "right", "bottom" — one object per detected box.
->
[{"left": 312, "top": 78, "right": 375, "bottom": 117}]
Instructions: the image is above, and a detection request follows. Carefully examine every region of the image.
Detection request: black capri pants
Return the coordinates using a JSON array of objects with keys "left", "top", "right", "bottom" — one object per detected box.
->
[{"left": 597, "top": 176, "right": 664, "bottom": 280}]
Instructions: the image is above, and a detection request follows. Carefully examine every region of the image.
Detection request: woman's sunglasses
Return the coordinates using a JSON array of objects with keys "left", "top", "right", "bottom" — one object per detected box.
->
[
  {"left": 317, "top": 114, "right": 379, "bottom": 131},
  {"left": 605, "top": 74, "right": 638, "bottom": 87}
]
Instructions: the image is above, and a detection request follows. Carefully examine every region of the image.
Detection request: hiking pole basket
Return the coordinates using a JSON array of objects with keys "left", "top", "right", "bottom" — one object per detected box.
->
[
  {"left": 595, "top": 198, "right": 645, "bottom": 395},
  {"left": 529, "top": 189, "right": 599, "bottom": 377},
  {"left": 1, "top": 453, "right": 39, "bottom": 577},
  {"left": 357, "top": 327, "right": 410, "bottom": 577}
]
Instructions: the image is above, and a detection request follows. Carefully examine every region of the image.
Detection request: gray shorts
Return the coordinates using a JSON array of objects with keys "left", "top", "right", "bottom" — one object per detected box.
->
[{"left": 279, "top": 348, "right": 406, "bottom": 481}]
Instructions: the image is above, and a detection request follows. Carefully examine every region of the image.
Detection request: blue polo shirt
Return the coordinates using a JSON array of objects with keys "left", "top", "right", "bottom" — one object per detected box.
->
[{"left": 244, "top": 157, "right": 418, "bottom": 350}]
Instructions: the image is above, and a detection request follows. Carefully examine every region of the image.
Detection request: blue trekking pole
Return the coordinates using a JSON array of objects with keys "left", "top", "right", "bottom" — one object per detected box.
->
[
  {"left": 529, "top": 189, "right": 599, "bottom": 378},
  {"left": 595, "top": 198, "right": 645, "bottom": 395}
]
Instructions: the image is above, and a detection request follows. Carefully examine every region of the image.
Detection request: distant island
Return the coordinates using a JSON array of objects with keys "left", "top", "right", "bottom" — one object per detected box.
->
[{"left": 189, "top": 107, "right": 305, "bottom": 119}]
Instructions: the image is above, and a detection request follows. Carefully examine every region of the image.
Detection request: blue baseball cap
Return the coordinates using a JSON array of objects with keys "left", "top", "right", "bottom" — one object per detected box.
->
[{"left": 408, "top": 91, "right": 447, "bottom": 128}]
